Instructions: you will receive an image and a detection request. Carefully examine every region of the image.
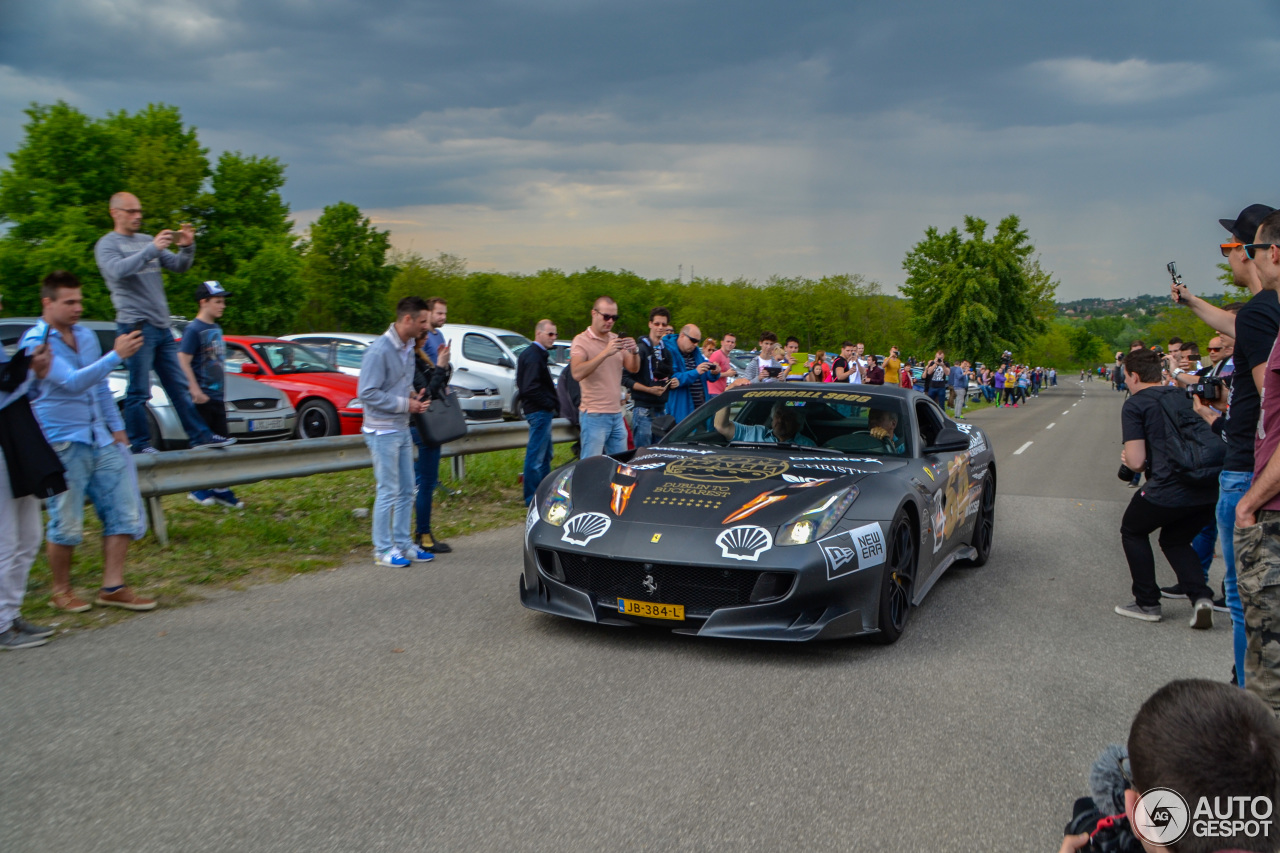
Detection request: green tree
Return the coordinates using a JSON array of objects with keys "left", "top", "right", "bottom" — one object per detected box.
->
[
  {"left": 900, "top": 215, "right": 1052, "bottom": 363},
  {"left": 296, "top": 202, "right": 392, "bottom": 332},
  {"left": 1068, "top": 326, "right": 1104, "bottom": 364},
  {"left": 179, "top": 152, "right": 302, "bottom": 334}
]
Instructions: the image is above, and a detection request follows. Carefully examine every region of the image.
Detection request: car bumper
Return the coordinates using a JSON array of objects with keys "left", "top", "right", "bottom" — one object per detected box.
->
[
  {"left": 226, "top": 411, "right": 297, "bottom": 442},
  {"left": 519, "top": 521, "right": 887, "bottom": 642}
]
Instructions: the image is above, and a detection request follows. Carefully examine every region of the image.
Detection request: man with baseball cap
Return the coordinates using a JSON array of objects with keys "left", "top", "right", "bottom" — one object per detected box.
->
[
  {"left": 1176, "top": 203, "right": 1279, "bottom": 687},
  {"left": 179, "top": 281, "right": 243, "bottom": 508}
]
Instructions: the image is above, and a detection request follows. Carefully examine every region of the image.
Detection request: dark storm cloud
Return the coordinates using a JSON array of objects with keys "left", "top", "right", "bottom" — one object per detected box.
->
[{"left": 2, "top": 0, "right": 1280, "bottom": 294}]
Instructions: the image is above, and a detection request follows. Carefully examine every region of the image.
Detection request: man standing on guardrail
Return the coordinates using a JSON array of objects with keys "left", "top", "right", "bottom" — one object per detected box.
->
[
  {"left": 517, "top": 319, "right": 559, "bottom": 504},
  {"left": 359, "top": 296, "right": 435, "bottom": 568},
  {"left": 95, "top": 192, "right": 233, "bottom": 454},
  {"left": 20, "top": 272, "right": 153, "bottom": 614},
  {"left": 0, "top": 288, "right": 58, "bottom": 650},
  {"left": 180, "top": 281, "right": 245, "bottom": 510}
]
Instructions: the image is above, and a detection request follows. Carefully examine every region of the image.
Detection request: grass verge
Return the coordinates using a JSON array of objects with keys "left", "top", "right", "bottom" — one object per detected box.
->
[{"left": 22, "top": 444, "right": 575, "bottom": 632}]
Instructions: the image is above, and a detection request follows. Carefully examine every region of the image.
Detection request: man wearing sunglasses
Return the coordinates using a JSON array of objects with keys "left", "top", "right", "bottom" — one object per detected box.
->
[
  {"left": 1231, "top": 210, "right": 1280, "bottom": 713},
  {"left": 662, "top": 324, "right": 719, "bottom": 423},
  {"left": 570, "top": 296, "right": 639, "bottom": 457},
  {"left": 1177, "top": 204, "right": 1279, "bottom": 691}
]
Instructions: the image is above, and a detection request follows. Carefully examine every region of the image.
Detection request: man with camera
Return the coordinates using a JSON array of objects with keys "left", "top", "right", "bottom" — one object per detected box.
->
[
  {"left": 570, "top": 296, "right": 640, "bottom": 458},
  {"left": 623, "top": 307, "right": 676, "bottom": 447},
  {"left": 1057, "top": 679, "right": 1280, "bottom": 853},
  {"left": 924, "top": 351, "right": 949, "bottom": 408},
  {"left": 1229, "top": 210, "right": 1280, "bottom": 713},
  {"left": 1115, "top": 349, "right": 1218, "bottom": 627},
  {"left": 94, "top": 192, "right": 232, "bottom": 454},
  {"left": 663, "top": 323, "right": 719, "bottom": 422},
  {"left": 1174, "top": 204, "right": 1279, "bottom": 687}
]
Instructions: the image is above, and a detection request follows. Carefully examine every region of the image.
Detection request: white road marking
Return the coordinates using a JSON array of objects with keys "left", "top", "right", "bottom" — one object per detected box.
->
[
  {"left": 1014, "top": 441, "right": 1033, "bottom": 455},
  {"left": 1046, "top": 423, "right": 1055, "bottom": 429},
  {"left": 1062, "top": 410, "right": 1069, "bottom": 415}
]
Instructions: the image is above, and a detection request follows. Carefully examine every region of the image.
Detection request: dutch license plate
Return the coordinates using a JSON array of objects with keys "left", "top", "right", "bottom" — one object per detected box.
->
[
  {"left": 617, "top": 598, "right": 684, "bottom": 621},
  {"left": 248, "top": 418, "right": 284, "bottom": 432},
  {"left": 483, "top": 399, "right": 502, "bottom": 409}
]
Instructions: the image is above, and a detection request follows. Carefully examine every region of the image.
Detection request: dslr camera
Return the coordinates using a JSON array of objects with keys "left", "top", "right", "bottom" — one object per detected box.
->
[{"left": 1186, "top": 375, "right": 1226, "bottom": 403}]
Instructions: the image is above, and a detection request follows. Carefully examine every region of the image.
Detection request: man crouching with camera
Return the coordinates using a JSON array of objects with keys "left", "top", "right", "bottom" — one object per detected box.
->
[
  {"left": 1057, "top": 679, "right": 1280, "bottom": 853},
  {"left": 1115, "top": 348, "right": 1218, "bottom": 627}
]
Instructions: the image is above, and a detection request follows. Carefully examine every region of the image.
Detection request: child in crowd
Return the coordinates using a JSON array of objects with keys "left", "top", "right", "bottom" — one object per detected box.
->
[{"left": 179, "top": 281, "right": 244, "bottom": 509}]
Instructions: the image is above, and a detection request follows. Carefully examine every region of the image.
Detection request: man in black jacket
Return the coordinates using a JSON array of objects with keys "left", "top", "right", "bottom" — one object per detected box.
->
[
  {"left": 518, "top": 319, "right": 559, "bottom": 504},
  {"left": 623, "top": 306, "right": 675, "bottom": 447}
]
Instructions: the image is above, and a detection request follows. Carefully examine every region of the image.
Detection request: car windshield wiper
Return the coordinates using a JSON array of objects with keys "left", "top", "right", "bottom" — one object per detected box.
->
[{"left": 727, "top": 441, "right": 843, "bottom": 455}]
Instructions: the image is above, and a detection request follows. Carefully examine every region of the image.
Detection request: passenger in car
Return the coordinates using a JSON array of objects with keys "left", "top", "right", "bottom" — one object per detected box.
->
[{"left": 712, "top": 401, "right": 816, "bottom": 446}]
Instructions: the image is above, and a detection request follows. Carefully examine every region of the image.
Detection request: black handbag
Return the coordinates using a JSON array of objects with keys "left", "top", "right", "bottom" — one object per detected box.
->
[{"left": 413, "top": 390, "right": 469, "bottom": 445}]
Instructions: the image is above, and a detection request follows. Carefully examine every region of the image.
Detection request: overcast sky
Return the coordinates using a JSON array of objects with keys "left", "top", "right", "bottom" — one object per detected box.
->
[{"left": 3, "top": 0, "right": 1278, "bottom": 300}]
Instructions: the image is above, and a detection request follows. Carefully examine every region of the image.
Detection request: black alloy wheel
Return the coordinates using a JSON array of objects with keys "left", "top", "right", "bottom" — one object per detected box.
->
[
  {"left": 961, "top": 474, "right": 996, "bottom": 568},
  {"left": 872, "top": 509, "right": 917, "bottom": 645},
  {"left": 296, "top": 399, "right": 339, "bottom": 439}
]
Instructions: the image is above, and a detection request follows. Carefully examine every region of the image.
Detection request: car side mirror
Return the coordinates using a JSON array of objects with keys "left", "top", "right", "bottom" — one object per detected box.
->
[
  {"left": 239, "top": 363, "right": 262, "bottom": 375},
  {"left": 925, "top": 426, "right": 970, "bottom": 454}
]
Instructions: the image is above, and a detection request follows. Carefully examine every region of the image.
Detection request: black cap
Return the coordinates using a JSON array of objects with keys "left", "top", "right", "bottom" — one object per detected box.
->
[
  {"left": 1220, "top": 204, "right": 1276, "bottom": 243},
  {"left": 194, "top": 280, "right": 228, "bottom": 301}
]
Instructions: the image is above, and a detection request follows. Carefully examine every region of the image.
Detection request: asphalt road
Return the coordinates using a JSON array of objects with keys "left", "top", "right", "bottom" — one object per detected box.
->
[{"left": 2, "top": 380, "right": 1234, "bottom": 853}]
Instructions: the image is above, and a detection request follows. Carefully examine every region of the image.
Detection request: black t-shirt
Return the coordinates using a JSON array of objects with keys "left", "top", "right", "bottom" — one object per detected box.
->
[
  {"left": 1224, "top": 289, "right": 1280, "bottom": 472},
  {"left": 1122, "top": 386, "right": 1217, "bottom": 507},
  {"left": 831, "top": 356, "right": 849, "bottom": 381}
]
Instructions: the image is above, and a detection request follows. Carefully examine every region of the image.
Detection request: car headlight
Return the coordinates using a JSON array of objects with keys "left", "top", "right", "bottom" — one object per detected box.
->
[
  {"left": 448, "top": 385, "right": 475, "bottom": 398},
  {"left": 540, "top": 468, "right": 574, "bottom": 526},
  {"left": 776, "top": 486, "right": 859, "bottom": 545},
  {"left": 346, "top": 399, "right": 363, "bottom": 410}
]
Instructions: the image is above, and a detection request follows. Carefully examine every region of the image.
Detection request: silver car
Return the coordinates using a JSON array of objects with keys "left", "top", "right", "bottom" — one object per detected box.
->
[
  {"left": 280, "top": 331, "right": 505, "bottom": 422},
  {"left": 0, "top": 318, "right": 296, "bottom": 449},
  {"left": 439, "top": 323, "right": 552, "bottom": 416}
]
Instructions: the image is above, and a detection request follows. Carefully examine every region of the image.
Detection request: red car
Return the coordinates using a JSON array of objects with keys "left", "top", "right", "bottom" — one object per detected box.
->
[{"left": 224, "top": 336, "right": 364, "bottom": 438}]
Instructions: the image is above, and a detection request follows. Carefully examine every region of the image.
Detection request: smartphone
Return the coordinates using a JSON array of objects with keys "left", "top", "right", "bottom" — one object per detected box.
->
[
  {"left": 129, "top": 320, "right": 145, "bottom": 334},
  {"left": 1168, "top": 261, "right": 1184, "bottom": 302}
]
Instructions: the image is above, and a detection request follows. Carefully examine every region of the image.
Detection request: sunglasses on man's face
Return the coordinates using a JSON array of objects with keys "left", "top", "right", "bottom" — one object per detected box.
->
[
  {"left": 1208, "top": 347, "right": 1223, "bottom": 352},
  {"left": 683, "top": 333, "right": 701, "bottom": 345},
  {"left": 1245, "top": 243, "right": 1277, "bottom": 260},
  {"left": 1222, "top": 242, "right": 1243, "bottom": 257},
  {"left": 593, "top": 309, "right": 618, "bottom": 321}
]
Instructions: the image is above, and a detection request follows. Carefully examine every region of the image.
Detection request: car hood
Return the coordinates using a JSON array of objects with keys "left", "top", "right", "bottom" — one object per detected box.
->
[
  {"left": 255, "top": 370, "right": 359, "bottom": 396},
  {"left": 560, "top": 445, "right": 905, "bottom": 529}
]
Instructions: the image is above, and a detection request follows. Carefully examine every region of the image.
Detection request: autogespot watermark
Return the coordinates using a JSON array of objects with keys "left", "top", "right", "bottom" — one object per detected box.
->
[{"left": 1132, "top": 787, "right": 1274, "bottom": 847}]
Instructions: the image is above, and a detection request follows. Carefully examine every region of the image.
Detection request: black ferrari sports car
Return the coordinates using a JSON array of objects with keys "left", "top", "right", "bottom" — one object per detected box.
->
[{"left": 520, "top": 383, "right": 995, "bottom": 642}]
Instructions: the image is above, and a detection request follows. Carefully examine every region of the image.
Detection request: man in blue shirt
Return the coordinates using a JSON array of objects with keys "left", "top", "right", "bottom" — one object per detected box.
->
[
  {"left": 949, "top": 359, "right": 970, "bottom": 419},
  {"left": 0, "top": 289, "right": 57, "bottom": 650},
  {"left": 413, "top": 296, "right": 453, "bottom": 553},
  {"left": 20, "top": 272, "right": 154, "bottom": 614}
]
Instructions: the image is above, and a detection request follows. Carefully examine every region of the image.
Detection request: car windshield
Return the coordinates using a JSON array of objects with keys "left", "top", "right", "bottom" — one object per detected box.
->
[
  {"left": 500, "top": 334, "right": 532, "bottom": 357},
  {"left": 252, "top": 342, "right": 338, "bottom": 374},
  {"left": 663, "top": 388, "right": 909, "bottom": 456},
  {"left": 548, "top": 345, "right": 572, "bottom": 366}
]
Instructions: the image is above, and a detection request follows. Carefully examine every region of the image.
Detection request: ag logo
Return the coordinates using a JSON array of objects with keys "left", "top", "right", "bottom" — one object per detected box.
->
[{"left": 1133, "top": 787, "right": 1189, "bottom": 847}]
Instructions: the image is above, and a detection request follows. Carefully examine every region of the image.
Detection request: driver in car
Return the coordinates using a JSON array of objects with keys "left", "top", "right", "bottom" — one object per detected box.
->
[
  {"left": 868, "top": 408, "right": 906, "bottom": 455},
  {"left": 713, "top": 401, "right": 816, "bottom": 446}
]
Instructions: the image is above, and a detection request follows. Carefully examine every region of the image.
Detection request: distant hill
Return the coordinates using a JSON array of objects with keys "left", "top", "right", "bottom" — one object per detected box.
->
[{"left": 1056, "top": 294, "right": 1168, "bottom": 318}]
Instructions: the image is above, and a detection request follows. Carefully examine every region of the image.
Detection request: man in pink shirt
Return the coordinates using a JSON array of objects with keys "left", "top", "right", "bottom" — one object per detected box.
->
[
  {"left": 706, "top": 333, "right": 737, "bottom": 395},
  {"left": 570, "top": 296, "right": 640, "bottom": 457}
]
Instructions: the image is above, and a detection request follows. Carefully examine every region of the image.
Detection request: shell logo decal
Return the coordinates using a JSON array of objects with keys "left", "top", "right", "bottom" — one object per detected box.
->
[
  {"left": 561, "top": 512, "right": 611, "bottom": 546},
  {"left": 715, "top": 525, "right": 773, "bottom": 561}
]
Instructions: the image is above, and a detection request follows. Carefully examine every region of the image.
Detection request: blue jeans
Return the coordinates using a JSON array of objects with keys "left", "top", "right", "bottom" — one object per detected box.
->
[
  {"left": 523, "top": 409, "right": 554, "bottom": 504},
  {"left": 927, "top": 387, "right": 947, "bottom": 408},
  {"left": 580, "top": 411, "right": 627, "bottom": 457},
  {"left": 118, "top": 322, "right": 213, "bottom": 451},
  {"left": 364, "top": 430, "right": 414, "bottom": 556},
  {"left": 1219, "top": 470, "right": 1251, "bottom": 686},
  {"left": 46, "top": 441, "right": 140, "bottom": 545},
  {"left": 630, "top": 406, "right": 660, "bottom": 448},
  {"left": 1191, "top": 523, "right": 1216, "bottom": 579},
  {"left": 412, "top": 429, "right": 441, "bottom": 536}
]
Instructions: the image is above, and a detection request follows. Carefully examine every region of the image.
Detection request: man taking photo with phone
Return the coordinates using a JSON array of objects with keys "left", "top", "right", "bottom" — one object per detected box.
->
[{"left": 94, "top": 192, "right": 233, "bottom": 453}]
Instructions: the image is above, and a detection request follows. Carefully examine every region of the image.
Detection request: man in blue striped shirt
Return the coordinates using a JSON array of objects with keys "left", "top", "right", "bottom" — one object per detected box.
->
[{"left": 20, "top": 272, "right": 155, "bottom": 614}]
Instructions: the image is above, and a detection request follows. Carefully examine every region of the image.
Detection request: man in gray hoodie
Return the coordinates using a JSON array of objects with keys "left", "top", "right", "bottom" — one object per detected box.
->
[
  {"left": 94, "top": 192, "right": 231, "bottom": 453},
  {"left": 358, "top": 297, "right": 435, "bottom": 568}
]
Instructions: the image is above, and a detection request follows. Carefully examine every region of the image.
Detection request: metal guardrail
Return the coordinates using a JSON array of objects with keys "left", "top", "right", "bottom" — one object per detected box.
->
[{"left": 134, "top": 419, "right": 576, "bottom": 545}]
